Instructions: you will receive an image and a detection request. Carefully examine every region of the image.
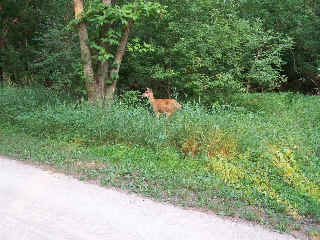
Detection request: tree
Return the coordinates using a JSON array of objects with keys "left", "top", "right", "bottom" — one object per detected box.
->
[
  {"left": 31, "top": 1, "right": 82, "bottom": 93},
  {"left": 0, "top": 0, "right": 47, "bottom": 84},
  {"left": 73, "top": 0, "right": 164, "bottom": 102},
  {"left": 123, "top": 0, "right": 292, "bottom": 103},
  {"left": 238, "top": 0, "right": 320, "bottom": 93}
]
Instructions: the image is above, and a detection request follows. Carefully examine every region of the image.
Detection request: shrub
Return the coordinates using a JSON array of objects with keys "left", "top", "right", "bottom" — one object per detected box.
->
[{"left": 1, "top": 86, "right": 319, "bottom": 222}]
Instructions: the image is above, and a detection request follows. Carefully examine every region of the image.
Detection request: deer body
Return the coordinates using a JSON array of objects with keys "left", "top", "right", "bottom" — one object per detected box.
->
[{"left": 142, "top": 88, "right": 181, "bottom": 117}]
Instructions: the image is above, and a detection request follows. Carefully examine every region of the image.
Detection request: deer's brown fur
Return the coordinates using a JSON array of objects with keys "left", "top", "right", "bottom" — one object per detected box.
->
[{"left": 142, "top": 88, "right": 181, "bottom": 117}]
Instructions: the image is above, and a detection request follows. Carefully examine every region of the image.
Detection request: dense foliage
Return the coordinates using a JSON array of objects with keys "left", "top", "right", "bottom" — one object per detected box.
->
[
  {"left": 0, "top": 0, "right": 45, "bottom": 83},
  {"left": 239, "top": 0, "right": 320, "bottom": 93},
  {"left": 1, "top": 0, "right": 318, "bottom": 99},
  {"left": 124, "top": 0, "right": 292, "bottom": 102}
]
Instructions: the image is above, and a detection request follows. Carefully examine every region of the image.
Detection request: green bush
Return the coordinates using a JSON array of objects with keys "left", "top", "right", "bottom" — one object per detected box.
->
[{"left": 125, "top": 1, "right": 293, "bottom": 103}]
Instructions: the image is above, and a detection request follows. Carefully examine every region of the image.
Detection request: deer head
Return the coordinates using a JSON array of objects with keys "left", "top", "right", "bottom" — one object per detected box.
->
[{"left": 142, "top": 88, "right": 154, "bottom": 99}]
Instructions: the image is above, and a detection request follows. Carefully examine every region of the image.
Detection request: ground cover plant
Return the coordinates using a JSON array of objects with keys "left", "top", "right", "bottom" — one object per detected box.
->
[{"left": 0, "top": 86, "right": 319, "bottom": 237}]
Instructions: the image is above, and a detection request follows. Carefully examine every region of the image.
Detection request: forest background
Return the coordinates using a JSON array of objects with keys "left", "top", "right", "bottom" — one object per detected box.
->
[{"left": 1, "top": 0, "right": 319, "bottom": 99}]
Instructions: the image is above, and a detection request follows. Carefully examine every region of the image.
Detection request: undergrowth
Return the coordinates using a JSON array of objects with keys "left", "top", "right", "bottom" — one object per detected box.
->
[{"left": 0, "top": 86, "right": 319, "bottom": 234}]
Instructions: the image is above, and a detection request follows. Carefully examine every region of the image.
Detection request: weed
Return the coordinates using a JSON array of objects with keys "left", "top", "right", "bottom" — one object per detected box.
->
[
  {"left": 307, "top": 227, "right": 320, "bottom": 239},
  {"left": 0, "top": 86, "right": 319, "bottom": 234}
]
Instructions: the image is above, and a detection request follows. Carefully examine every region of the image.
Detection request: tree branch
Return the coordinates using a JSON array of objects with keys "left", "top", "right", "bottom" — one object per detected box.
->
[
  {"left": 73, "top": 0, "right": 96, "bottom": 101},
  {"left": 112, "top": 19, "right": 133, "bottom": 74},
  {"left": 105, "top": 19, "right": 133, "bottom": 98}
]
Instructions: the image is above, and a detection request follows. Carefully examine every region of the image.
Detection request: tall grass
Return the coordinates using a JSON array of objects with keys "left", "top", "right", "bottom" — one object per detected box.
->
[{"left": 1, "top": 86, "right": 319, "bottom": 229}]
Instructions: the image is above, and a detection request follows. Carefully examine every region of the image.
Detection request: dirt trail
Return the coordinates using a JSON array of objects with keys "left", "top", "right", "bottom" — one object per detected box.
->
[{"left": 0, "top": 156, "right": 295, "bottom": 240}]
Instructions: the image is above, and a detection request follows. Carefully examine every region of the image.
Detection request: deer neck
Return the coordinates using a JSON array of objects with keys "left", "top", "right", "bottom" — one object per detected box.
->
[{"left": 148, "top": 94, "right": 155, "bottom": 104}]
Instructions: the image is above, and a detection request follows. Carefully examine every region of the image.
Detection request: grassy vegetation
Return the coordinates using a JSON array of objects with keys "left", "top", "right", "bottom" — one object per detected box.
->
[{"left": 1, "top": 86, "right": 319, "bottom": 235}]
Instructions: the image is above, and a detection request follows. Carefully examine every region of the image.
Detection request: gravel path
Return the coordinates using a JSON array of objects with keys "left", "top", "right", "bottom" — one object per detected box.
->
[{"left": 0, "top": 156, "right": 296, "bottom": 240}]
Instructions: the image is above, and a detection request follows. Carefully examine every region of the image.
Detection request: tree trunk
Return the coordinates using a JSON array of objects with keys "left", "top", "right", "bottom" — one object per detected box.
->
[
  {"left": 105, "top": 77, "right": 117, "bottom": 102},
  {"left": 73, "top": 0, "right": 97, "bottom": 101},
  {"left": 96, "top": 60, "right": 109, "bottom": 100},
  {"left": 93, "top": 0, "right": 114, "bottom": 102},
  {"left": 74, "top": 0, "right": 132, "bottom": 102},
  {"left": 95, "top": 1, "right": 111, "bottom": 101},
  {"left": 104, "top": 20, "right": 133, "bottom": 101}
]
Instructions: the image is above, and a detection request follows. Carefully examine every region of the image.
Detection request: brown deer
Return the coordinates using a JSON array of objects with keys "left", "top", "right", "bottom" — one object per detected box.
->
[{"left": 142, "top": 88, "right": 181, "bottom": 118}]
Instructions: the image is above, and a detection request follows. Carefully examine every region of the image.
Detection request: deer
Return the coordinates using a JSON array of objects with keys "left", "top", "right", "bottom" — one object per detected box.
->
[{"left": 142, "top": 88, "right": 181, "bottom": 118}]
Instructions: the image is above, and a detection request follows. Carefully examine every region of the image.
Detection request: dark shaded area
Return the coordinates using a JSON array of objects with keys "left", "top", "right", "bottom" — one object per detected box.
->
[{"left": 0, "top": 0, "right": 319, "bottom": 99}]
